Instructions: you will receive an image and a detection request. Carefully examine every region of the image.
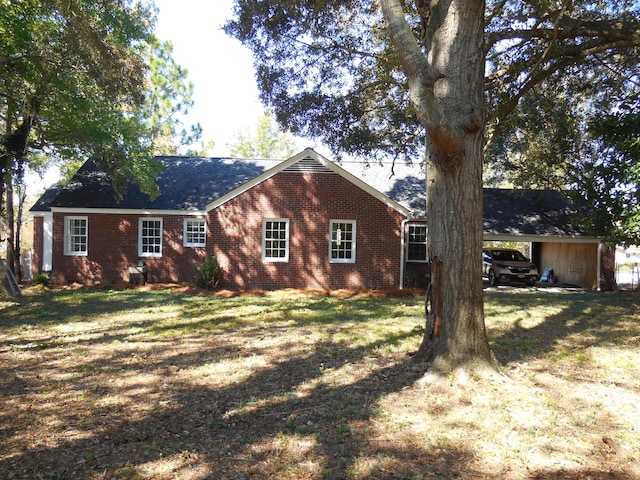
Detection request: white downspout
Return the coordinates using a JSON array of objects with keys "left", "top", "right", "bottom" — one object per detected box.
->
[
  {"left": 400, "top": 219, "right": 408, "bottom": 289},
  {"left": 42, "top": 213, "right": 53, "bottom": 271}
]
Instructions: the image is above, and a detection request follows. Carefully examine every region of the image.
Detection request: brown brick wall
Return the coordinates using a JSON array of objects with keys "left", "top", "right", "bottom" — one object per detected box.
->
[
  {"left": 49, "top": 213, "right": 207, "bottom": 285},
  {"left": 42, "top": 171, "right": 406, "bottom": 289},
  {"left": 32, "top": 217, "right": 44, "bottom": 276},
  {"left": 209, "top": 172, "right": 405, "bottom": 290}
]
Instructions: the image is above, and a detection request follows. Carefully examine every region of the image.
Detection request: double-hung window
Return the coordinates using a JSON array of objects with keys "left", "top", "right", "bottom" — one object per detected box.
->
[
  {"left": 329, "top": 220, "right": 356, "bottom": 263},
  {"left": 263, "top": 219, "right": 289, "bottom": 262},
  {"left": 64, "top": 216, "right": 88, "bottom": 256},
  {"left": 139, "top": 218, "right": 163, "bottom": 257},
  {"left": 407, "top": 224, "right": 428, "bottom": 262},
  {"left": 184, "top": 218, "right": 206, "bottom": 247}
]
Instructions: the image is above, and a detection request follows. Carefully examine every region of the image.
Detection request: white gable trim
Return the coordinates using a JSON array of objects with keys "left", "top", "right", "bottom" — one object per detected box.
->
[{"left": 205, "top": 148, "right": 411, "bottom": 216}]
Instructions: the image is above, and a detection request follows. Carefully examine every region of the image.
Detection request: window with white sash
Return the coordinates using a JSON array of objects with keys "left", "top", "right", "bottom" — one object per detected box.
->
[
  {"left": 64, "top": 216, "right": 88, "bottom": 256},
  {"left": 139, "top": 218, "right": 163, "bottom": 257},
  {"left": 263, "top": 219, "right": 289, "bottom": 262},
  {"left": 184, "top": 218, "right": 206, "bottom": 247},
  {"left": 407, "top": 224, "right": 428, "bottom": 262},
  {"left": 329, "top": 220, "right": 356, "bottom": 263}
]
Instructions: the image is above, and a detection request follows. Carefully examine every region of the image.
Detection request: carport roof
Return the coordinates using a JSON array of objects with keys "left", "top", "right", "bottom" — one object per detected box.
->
[
  {"left": 482, "top": 188, "right": 588, "bottom": 238},
  {"left": 363, "top": 168, "right": 590, "bottom": 238}
]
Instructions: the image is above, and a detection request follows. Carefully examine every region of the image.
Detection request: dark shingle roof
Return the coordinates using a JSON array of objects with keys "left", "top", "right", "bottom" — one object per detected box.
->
[
  {"left": 37, "top": 156, "right": 274, "bottom": 211},
  {"left": 483, "top": 188, "right": 587, "bottom": 237},
  {"left": 31, "top": 153, "right": 592, "bottom": 239},
  {"left": 30, "top": 184, "right": 65, "bottom": 212},
  {"left": 369, "top": 167, "right": 587, "bottom": 237}
]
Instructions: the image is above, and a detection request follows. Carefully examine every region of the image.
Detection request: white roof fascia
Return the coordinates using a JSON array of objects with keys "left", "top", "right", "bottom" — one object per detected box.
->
[
  {"left": 50, "top": 207, "right": 207, "bottom": 216},
  {"left": 205, "top": 147, "right": 411, "bottom": 217},
  {"left": 483, "top": 233, "right": 603, "bottom": 244}
]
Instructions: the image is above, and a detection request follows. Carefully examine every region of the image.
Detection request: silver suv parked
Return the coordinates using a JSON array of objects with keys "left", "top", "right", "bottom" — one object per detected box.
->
[{"left": 482, "top": 248, "right": 539, "bottom": 286}]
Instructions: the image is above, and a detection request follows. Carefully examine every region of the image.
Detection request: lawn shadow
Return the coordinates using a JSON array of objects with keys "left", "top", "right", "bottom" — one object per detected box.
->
[
  {"left": 0, "top": 316, "right": 481, "bottom": 479},
  {"left": 2, "top": 288, "right": 639, "bottom": 479},
  {"left": 486, "top": 289, "right": 640, "bottom": 365}
]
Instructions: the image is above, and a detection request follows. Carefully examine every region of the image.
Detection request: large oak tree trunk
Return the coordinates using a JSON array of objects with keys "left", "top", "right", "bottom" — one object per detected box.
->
[
  {"left": 382, "top": 0, "right": 495, "bottom": 374},
  {"left": 416, "top": 128, "right": 494, "bottom": 373}
]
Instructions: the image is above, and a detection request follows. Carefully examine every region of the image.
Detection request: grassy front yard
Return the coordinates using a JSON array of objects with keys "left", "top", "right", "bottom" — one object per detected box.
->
[{"left": 1, "top": 286, "right": 639, "bottom": 479}]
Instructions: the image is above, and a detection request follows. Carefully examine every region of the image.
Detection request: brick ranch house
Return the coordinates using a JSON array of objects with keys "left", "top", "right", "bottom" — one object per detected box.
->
[
  {"left": 30, "top": 148, "right": 604, "bottom": 290},
  {"left": 30, "top": 148, "right": 430, "bottom": 290}
]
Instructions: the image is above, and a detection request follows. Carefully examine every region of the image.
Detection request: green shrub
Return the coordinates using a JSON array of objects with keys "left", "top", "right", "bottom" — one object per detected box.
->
[
  {"left": 32, "top": 272, "right": 52, "bottom": 287},
  {"left": 194, "top": 254, "right": 223, "bottom": 290}
]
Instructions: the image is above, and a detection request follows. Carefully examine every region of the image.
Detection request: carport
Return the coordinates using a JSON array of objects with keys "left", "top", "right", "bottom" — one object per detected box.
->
[
  {"left": 345, "top": 162, "right": 605, "bottom": 290},
  {"left": 483, "top": 189, "right": 603, "bottom": 290}
]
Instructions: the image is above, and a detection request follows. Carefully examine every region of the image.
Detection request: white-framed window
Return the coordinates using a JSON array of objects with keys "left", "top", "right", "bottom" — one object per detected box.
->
[
  {"left": 184, "top": 218, "right": 206, "bottom": 247},
  {"left": 139, "top": 217, "right": 163, "bottom": 257},
  {"left": 407, "top": 224, "right": 428, "bottom": 262},
  {"left": 329, "top": 220, "right": 356, "bottom": 263},
  {"left": 64, "top": 216, "right": 88, "bottom": 256},
  {"left": 263, "top": 219, "right": 289, "bottom": 262}
]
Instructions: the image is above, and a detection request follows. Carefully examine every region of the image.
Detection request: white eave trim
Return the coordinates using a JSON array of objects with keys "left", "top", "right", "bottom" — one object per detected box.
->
[
  {"left": 483, "top": 233, "right": 603, "bottom": 244},
  {"left": 205, "top": 147, "right": 411, "bottom": 217},
  {"left": 50, "top": 207, "right": 206, "bottom": 216},
  {"left": 30, "top": 211, "right": 49, "bottom": 217}
]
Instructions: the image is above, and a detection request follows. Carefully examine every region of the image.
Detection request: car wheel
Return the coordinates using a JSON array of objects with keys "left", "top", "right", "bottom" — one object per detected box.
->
[{"left": 488, "top": 269, "right": 498, "bottom": 286}]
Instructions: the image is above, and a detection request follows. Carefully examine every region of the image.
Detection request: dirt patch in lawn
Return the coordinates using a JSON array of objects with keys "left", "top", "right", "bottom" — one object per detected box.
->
[{"left": 1, "top": 286, "right": 638, "bottom": 479}]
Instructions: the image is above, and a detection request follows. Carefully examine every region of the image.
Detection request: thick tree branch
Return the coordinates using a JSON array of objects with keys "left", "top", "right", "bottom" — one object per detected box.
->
[
  {"left": 379, "top": 0, "right": 427, "bottom": 75},
  {"left": 487, "top": 15, "right": 640, "bottom": 51},
  {"left": 493, "top": 23, "right": 640, "bottom": 45},
  {"left": 379, "top": 0, "right": 442, "bottom": 129},
  {"left": 488, "top": 39, "right": 637, "bottom": 122}
]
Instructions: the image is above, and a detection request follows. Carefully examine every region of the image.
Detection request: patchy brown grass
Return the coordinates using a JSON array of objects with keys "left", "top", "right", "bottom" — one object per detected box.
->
[{"left": 0, "top": 285, "right": 638, "bottom": 479}]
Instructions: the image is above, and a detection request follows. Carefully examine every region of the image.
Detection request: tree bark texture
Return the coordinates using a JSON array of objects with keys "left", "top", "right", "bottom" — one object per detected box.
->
[
  {"left": 5, "top": 169, "right": 16, "bottom": 276},
  {"left": 382, "top": 0, "right": 495, "bottom": 373},
  {"left": 600, "top": 243, "right": 616, "bottom": 292},
  {"left": 2, "top": 100, "right": 36, "bottom": 275}
]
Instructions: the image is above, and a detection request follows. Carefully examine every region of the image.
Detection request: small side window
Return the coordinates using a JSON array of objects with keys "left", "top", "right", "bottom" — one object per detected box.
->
[
  {"left": 407, "top": 224, "right": 428, "bottom": 262},
  {"left": 329, "top": 220, "right": 356, "bottom": 263},
  {"left": 64, "top": 216, "right": 88, "bottom": 256},
  {"left": 184, "top": 218, "right": 206, "bottom": 247}
]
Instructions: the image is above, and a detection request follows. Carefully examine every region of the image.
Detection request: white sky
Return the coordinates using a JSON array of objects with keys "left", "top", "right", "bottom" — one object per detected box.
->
[{"left": 153, "top": 0, "right": 265, "bottom": 156}]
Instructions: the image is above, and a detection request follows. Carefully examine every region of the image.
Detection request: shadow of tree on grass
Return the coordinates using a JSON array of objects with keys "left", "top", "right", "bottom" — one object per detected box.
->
[{"left": 1, "top": 288, "right": 639, "bottom": 479}]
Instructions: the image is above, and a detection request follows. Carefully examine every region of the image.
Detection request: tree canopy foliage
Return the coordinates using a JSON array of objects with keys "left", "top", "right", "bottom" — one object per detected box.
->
[
  {"left": 141, "top": 39, "right": 202, "bottom": 157},
  {"left": 227, "top": 113, "right": 298, "bottom": 159},
  {"left": 0, "top": 0, "right": 202, "bottom": 206},
  {"left": 575, "top": 99, "right": 640, "bottom": 244},
  {"left": 0, "top": 0, "right": 202, "bottom": 278},
  {"left": 56, "top": 38, "right": 204, "bottom": 184},
  {"left": 225, "top": 0, "right": 639, "bottom": 166},
  {"left": 1, "top": 0, "right": 149, "bottom": 201},
  {"left": 482, "top": 2, "right": 640, "bottom": 244}
]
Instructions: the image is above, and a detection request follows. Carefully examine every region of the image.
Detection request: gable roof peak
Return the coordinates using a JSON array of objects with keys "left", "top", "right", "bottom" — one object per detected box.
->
[{"left": 205, "top": 148, "right": 411, "bottom": 216}]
